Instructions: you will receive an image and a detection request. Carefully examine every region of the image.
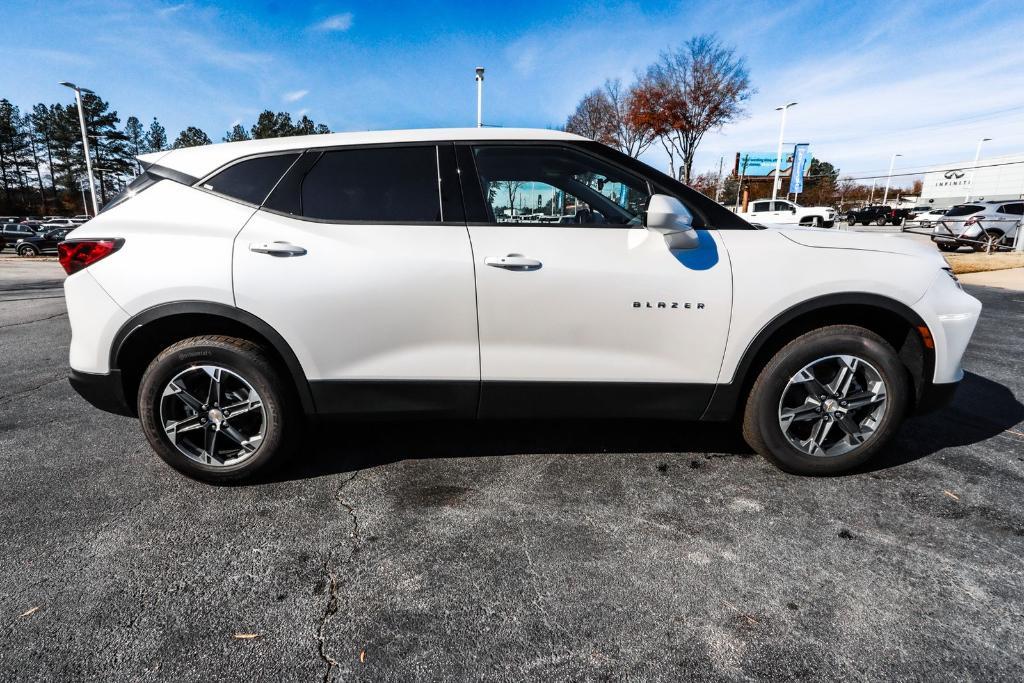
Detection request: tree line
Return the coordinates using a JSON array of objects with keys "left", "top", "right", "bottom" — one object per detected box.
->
[{"left": 0, "top": 93, "right": 331, "bottom": 216}]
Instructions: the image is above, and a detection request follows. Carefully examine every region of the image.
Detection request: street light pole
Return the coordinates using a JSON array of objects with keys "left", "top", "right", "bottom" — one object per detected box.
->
[
  {"left": 772, "top": 102, "right": 797, "bottom": 202},
  {"left": 965, "top": 137, "right": 991, "bottom": 202},
  {"left": 475, "top": 67, "right": 485, "bottom": 128},
  {"left": 59, "top": 81, "right": 99, "bottom": 216},
  {"left": 882, "top": 153, "right": 902, "bottom": 205}
]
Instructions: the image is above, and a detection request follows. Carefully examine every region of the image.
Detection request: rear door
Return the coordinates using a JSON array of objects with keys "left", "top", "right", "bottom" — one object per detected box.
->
[
  {"left": 459, "top": 143, "right": 732, "bottom": 419},
  {"left": 231, "top": 144, "right": 480, "bottom": 418}
]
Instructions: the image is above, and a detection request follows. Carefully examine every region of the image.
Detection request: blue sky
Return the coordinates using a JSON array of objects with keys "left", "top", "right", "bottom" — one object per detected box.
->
[{"left": 4, "top": 0, "right": 1024, "bottom": 182}]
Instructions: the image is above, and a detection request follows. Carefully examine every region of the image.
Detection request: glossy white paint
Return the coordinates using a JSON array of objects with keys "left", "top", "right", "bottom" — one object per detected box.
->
[
  {"left": 67, "top": 128, "right": 982, "bottom": 410},
  {"left": 65, "top": 269, "right": 129, "bottom": 374},
  {"left": 470, "top": 225, "right": 731, "bottom": 382},
  {"left": 716, "top": 228, "right": 978, "bottom": 384},
  {"left": 232, "top": 211, "right": 479, "bottom": 381},
  {"left": 67, "top": 181, "right": 254, "bottom": 315}
]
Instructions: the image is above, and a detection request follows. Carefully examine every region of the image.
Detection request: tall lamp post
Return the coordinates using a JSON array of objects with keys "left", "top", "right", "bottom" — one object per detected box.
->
[
  {"left": 965, "top": 137, "right": 991, "bottom": 202},
  {"left": 881, "top": 153, "right": 902, "bottom": 205},
  {"left": 771, "top": 102, "right": 797, "bottom": 202},
  {"left": 59, "top": 81, "right": 99, "bottom": 216},
  {"left": 475, "top": 67, "right": 485, "bottom": 127}
]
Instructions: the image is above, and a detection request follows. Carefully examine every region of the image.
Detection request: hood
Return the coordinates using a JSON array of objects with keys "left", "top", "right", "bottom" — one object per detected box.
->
[{"left": 771, "top": 225, "right": 947, "bottom": 265}]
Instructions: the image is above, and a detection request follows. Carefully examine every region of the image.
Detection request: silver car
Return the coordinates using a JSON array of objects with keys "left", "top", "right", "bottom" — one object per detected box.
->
[{"left": 930, "top": 200, "right": 1023, "bottom": 252}]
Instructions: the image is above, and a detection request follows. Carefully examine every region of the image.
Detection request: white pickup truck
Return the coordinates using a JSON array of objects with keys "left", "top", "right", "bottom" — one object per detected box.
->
[{"left": 734, "top": 199, "right": 836, "bottom": 228}]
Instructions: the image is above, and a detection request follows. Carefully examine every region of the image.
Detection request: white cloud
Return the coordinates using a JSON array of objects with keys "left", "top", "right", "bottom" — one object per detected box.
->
[
  {"left": 283, "top": 89, "right": 309, "bottom": 103},
  {"left": 313, "top": 13, "right": 353, "bottom": 32},
  {"left": 158, "top": 3, "right": 188, "bottom": 18}
]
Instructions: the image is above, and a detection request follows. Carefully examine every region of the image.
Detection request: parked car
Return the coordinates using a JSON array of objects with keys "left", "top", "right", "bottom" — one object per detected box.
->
[
  {"left": 0, "top": 216, "right": 22, "bottom": 224},
  {"left": 930, "top": 200, "right": 1024, "bottom": 252},
  {"left": 910, "top": 208, "right": 949, "bottom": 229},
  {"left": 41, "top": 218, "right": 77, "bottom": 229},
  {"left": 0, "top": 223, "right": 43, "bottom": 250},
  {"left": 734, "top": 199, "right": 835, "bottom": 227},
  {"left": 14, "top": 227, "right": 74, "bottom": 256},
  {"left": 846, "top": 205, "right": 912, "bottom": 226},
  {"left": 61, "top": 127, "right": 980, "bottom": 482}
]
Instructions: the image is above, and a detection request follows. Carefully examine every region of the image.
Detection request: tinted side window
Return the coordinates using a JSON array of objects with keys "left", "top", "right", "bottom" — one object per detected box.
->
[
  {"left": 202, "top": 153, "right": 299, "bottom": 205},
  {"left": 945, "top": 205, "right": 984, "bottom": 217},
  {"left": 752, "top": 201, "right": 770, "bottom": 212},
  {"left": 998, "top": 203, "right": 1023, "bottom": 215},
  {"left": 301, "top": 146, "right": 441, "bottom": 222}
]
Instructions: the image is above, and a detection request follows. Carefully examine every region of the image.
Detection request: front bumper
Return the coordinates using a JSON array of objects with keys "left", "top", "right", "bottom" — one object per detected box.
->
[
  {"left": 914, "top": 379, "right": 960, "bottom": 415},
  {"left": 69, "top": 369, "right": 134, "bottom": 417}
]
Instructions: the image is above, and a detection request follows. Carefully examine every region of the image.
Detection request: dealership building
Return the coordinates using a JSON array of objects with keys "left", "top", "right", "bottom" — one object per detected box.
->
[{"left": 919, "top": 152, "right": 1024, "bottom": 208}]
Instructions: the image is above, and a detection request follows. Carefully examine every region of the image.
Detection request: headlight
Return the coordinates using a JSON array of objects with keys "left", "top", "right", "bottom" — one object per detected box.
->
[{"left": 943, "top": 267, "right": 962, "bottom": 290}]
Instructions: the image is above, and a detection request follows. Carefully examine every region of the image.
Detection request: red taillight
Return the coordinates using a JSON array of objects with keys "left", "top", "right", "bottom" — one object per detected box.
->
[{"left": 58, "top": 239, "right": 123, "bottom": 275}]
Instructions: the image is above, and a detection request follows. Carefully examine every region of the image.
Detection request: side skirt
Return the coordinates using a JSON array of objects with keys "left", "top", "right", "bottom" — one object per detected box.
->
[{"left": 309, "top": 380, "right": 719, "bottom": 421}]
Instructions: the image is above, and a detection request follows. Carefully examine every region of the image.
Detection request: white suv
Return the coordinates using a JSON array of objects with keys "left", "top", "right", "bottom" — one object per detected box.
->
[{"left": 60, "top": 128, "right": 981, "bottom": 482}]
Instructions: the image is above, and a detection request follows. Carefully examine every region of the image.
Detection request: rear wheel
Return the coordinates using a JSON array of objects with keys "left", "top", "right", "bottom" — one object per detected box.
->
[
  {"left": 936, "top": 242, "right": 959, "bottom": 252},
  {"left": 17, "top": 244, "right": 39, "bottom": 257},
  {"left": 138, "top": 335, "right": 295, "bottom": 483},
  {"left": 874, "top": 216, "right": 888, "bottom": 226},
  {"left": 742, "top": 325, "right": 909, "bottom": 475}
]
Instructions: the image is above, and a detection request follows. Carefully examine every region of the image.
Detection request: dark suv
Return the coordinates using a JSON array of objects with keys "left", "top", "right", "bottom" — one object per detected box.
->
[
  {"left": 0, "top": 223, "right": 43, "bottom": 251},
  {"left": 846, "top": 205, "right": 912, "bottom": 226}
]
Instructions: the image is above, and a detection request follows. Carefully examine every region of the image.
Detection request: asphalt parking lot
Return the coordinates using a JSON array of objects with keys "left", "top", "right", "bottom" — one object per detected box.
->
[{"left": 1, "top": 256, "right": 1022, "bottom": 680}]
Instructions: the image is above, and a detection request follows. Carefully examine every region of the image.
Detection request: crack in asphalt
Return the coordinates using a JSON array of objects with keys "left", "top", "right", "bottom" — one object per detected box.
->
[
  {"left": 0, "top": 311, "right": 67, "bottom": 329},
  {"left": 316, "top": 470, "right": 362, "bottom": 683},
  {"left": 0, "top": 375, "right": 65, "bottom": 405}
]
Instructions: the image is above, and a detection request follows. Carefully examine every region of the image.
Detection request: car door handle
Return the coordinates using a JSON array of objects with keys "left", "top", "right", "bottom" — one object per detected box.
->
[
  {"left": 249, "top": 241, "right": 307, "bottom": 257},
  {"left": 484, "top": 254, "right": 542, "bottom": 271}
]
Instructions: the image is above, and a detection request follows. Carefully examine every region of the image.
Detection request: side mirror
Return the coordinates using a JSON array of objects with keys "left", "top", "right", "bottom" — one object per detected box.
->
[
  {"left": 790, "top": 207, "right": 797, "bottom": 214},
  {"left": 645, "top": 194, "right": 699, "bottom": 250}
]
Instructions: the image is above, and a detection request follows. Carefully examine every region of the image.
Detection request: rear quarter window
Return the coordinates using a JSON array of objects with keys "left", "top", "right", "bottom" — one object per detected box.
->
[
  {"left": 944, "top": 205, "right": 984, "bottom": 217},
  {"left": 202, "top": 153, "right": 300, "bottom": 205}
]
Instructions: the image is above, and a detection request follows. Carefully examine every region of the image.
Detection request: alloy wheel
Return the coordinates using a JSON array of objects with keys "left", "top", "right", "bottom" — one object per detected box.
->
[
  {"left": 159, "top": 365, "right": 266, "bottom": 467},
  {"left": 777, "top": 354, "right": 888, "bottom": 457}
]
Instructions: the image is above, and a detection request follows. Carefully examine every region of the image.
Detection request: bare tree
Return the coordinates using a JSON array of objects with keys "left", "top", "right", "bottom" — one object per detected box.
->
[
  {"left": 497, "top": 180, "right": 523, "bottom": 218},
  {"left": 631, "top": 34, "right": 753, "bottom": 184},
  {"left": 565, "top": 89, "right": 616, "bottom": 146},
  {"left": 565, "top": 79, "right": 656, "bottom": 158}
]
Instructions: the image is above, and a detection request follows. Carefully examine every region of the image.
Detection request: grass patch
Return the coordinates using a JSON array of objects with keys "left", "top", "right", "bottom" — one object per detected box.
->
[{"left": 944, "top": 251, "right": 1024, "bottom": 274}]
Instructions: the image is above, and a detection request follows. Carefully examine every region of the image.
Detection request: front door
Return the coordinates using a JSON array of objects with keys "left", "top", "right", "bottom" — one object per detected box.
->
[
  {"left": 232, "top": 144, "right": 480, "bottom": 418},
  {"left": 460, "top": 143, "right": 733, "bottom": 419}
]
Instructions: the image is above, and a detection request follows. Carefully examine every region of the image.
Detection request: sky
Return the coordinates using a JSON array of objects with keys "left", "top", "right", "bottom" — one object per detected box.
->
[{"left": 4, "top": 0, "right": 1024, "bottom": 184}]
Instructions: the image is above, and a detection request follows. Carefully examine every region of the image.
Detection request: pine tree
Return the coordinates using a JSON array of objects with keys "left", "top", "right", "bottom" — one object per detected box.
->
[
  {"left": 172, "top": 127, "right": 212, "bottom": 148},
  {"left": 145, "top": 117, "right": 168, "bottom": 153},
  {"left": 223, "top": 124, "right": 251, "bottom": 142},
  {"left": 124, "top": 116, "right": 145, "bottom": 173}
]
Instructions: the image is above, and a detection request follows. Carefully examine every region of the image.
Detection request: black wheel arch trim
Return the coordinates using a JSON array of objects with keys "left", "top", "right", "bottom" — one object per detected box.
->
[
  {"left": 110, "top": 301, "right": 316, "bottom": 415},
  {"left": 701, "top": 292, "right": 933, "bottom": 421}
]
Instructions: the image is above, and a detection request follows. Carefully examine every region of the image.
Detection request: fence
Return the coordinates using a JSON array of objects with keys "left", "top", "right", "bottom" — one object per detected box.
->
[{"left": 901, "top": 215, "right": 1024, "bottom": 253}]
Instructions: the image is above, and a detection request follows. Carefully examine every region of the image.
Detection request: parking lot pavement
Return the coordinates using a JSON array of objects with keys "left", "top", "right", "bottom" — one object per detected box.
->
[{"left": 1, "top": 261, "right": 1022, "bottom": 681}]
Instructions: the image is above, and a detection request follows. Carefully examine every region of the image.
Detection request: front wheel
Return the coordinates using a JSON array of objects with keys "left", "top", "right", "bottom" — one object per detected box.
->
[
  {"left": 17, "top": 244, "right": 39, "bottom": 257},
  {"left": 742, "top": 325, "right": 909, "bottom": 475},
  {"left": 138, "top": 335, "right": 296, "bottom": 483}
]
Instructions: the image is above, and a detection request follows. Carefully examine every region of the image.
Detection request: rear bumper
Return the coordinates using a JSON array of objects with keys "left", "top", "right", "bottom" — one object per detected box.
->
[{"left": 69, "top": 369, "right": 134, "bottom": 417}]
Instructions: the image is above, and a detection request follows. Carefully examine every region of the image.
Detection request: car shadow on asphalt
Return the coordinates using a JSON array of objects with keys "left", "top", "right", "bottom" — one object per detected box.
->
[
  {"left": 264, "top": 371, "right": 1023, "bottom": 484},
  {"left": 862, "top": 370, "right": 1024, "bottom": 473}
]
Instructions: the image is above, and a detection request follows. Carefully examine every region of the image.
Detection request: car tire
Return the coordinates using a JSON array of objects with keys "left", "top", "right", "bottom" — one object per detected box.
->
[
  {"left": 936, "top": 242, "right": 959, "bottom": 252},
  {"left": 137, "top": 335, "right": 296, "bottom": 483},
  {"left": 874, "top": 216, "right": 887, "bottom": 226},
  {"left": 742, "top": 325, "right": 909, "bottom": 476},
  {"left": 980, "top": 229, "right": 1004, "bottom": 252},
  {"left": 17, "top": 244, "right": 39, "bottom": 257}
]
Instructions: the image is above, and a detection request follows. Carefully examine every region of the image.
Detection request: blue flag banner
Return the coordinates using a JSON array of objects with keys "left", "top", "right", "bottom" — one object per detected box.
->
[{"left": 789, "top": 144, "right": 810, "bottom": 194}]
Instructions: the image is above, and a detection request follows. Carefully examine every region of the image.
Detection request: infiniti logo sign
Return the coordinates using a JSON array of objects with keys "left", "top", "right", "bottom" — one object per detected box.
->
[{"left": 944, "top": 169, "right": 965, "bottom": 179}]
